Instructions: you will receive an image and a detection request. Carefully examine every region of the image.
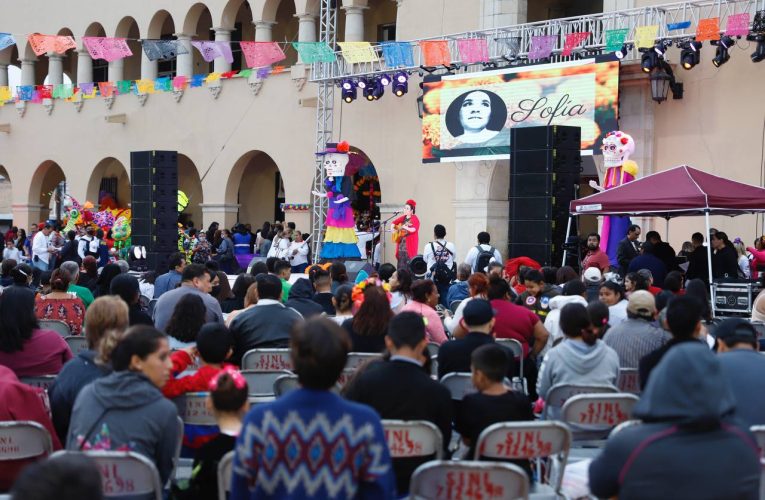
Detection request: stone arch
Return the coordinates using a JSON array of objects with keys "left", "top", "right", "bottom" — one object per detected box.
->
[
  {"left": 221, "top": 0, "right": 253, "bottom": 28},
  {"left": 0, "top": 165, "right": 11, "bottom": 225},
  {"left": 179, "top": 154, "right": 204, "bottom": 227},
  {"left": 86, "top": 157, "right": 131, "bottom": 210},
  {"left": 226, "top": 151, "right": 283, "bottom": 227},
  {"left": 84, "top": 22, "right": 106, "bottom": 38},
  {"left": 148, "top": 10, "right": 175, "bottom": 39},
  {"left": 115, "top": 16, "right": 141, "bottom": 81},
  {"left": 28, "top": 160, "right": 67, "bottom": 223},
  {"left": 272, "top": 1, "right": 298, "bottom": 65},
  {"left": 295, "top": 0, "right": 320, "bottom": 16},
  {"left": 183, "top": 3, "right": 214, "bottom": 35},
  {"left": 250, "top": 0, "right": 287, "bottom": 23},
  {"left": 220, "top": 0, "right": 255, "bottom": 71}
]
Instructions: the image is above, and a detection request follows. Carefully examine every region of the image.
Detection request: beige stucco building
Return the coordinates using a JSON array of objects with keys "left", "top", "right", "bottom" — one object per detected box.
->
[{"left": 0, "top": 0, "right": 763, "bottom": 263}]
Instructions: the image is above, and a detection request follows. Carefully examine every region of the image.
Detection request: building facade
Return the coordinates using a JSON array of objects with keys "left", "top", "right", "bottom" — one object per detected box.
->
[{"left": 0, "top": 0, "right": 763, "bottom": 264}]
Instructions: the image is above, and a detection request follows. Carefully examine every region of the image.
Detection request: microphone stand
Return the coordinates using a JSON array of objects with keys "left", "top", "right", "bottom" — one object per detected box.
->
[{"left": 378, "top": 211, "right": 401, "bottom": 267}]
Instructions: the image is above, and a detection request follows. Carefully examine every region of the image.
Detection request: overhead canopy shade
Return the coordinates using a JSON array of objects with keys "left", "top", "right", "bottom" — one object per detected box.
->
[{"left": 570, "top": 165, "right": 765, "bottom": 218}]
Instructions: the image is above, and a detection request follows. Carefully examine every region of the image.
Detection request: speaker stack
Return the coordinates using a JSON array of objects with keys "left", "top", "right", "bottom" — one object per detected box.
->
[
  {"left": 130, "top": 151, "right": 179, "bottom": 273},
  {"left": 508, "top": 126, "right": 581, "bottom": 266}
]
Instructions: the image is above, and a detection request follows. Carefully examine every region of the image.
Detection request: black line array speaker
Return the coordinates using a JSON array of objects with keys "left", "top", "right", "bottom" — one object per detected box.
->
[
  {"left": 130, "top": 151, "right": 179, "bottom": 272},
  {"left": 509, "top": 126, "right": 581, "bottom": 266}
]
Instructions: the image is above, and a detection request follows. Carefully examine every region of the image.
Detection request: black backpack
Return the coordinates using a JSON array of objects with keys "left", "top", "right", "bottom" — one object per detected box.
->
[
  {"left": 430, "top": 242, "right": 454, "bottom": 285},
  {"left": 473, "top": 245, "right": 496, "bottom": 273}
]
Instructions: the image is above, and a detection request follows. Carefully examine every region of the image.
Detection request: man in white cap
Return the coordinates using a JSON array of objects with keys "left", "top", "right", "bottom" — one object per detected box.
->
[
  {"left": 603, "top": 290, "right": 671, "bottom": 369},
  {"left": 583, "top": 266, "right": 602, "bottom": 302}
]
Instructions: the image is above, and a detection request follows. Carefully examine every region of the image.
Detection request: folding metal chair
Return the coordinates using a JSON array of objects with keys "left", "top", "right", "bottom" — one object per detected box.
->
[
  {"left": 240, "top": 348, "right": 292, "bottom": 371},
  {"left": 617, "top": 367, "right": 641, "bottom": 395},
  {"left": 474, "top": 421, "right": 572, "bottom": 497},
  {"left": 273, "top": 373, "right": 300, "bottom": 397},
  {"left": 19, "top": 375, "right": 57, "bottom": 392},
  {"left": 560, "top": 393, "right": 639, "bottom": 444},
  {"left": 542, "top": 383, "right": 619, "bottom": 421},
  {"left": 241, "top": 369, "right": 292, "bottom": 397},
  {"left": 51, "top": 450, "right": 163, "bottom": 500},
  {"left": 65, "top": 335, "right": 89, "bottom": 356},
  {"left": 217, "top": 451, "right": 234, "bottom": 500},
  {"left": 495, "top": 338, "right": 526, "bottom": 393},
  {"left": 0, "top": 421, "right": 53, "bottom": 474},
  {"left": 439, "top": 372, "right": 514, "bottom": 401},
  {"left": 382, "top": 420, "right": 444, "bottom": 460},
  {"left": 173, "top": 392, "right": 216, "bottom": 426},
  {"left": 39, "top": 319, "right": 71, "bottom": 337},
  {"left": 426, "top": 342, "right": 440, "bottom": 360},
  {"left": 410, "top": 460, "right": 529, "bottom": 500},
  {"left": 751, "top": 425, "right": 765, "bottom": 455},
  {"left": 345, "top": 352, "right": 382, "bottom": 370},
  {"left": 449, "top": 300, "right": 463, "bottom": 314}
]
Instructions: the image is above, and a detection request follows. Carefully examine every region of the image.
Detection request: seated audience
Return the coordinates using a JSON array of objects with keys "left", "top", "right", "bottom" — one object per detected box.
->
[
  {"left": 639, "top": 295, "right": 705, "bottom": 389},
  {"left": 9, "top": 263, "right": 33, "bottom": 290},
  {"left": 537, "top": 303, "right": 619, "bottom": 407},
  {"left": 231, "top": 318, "right": 395, "bottom": 498},
  {"left": 444, "top": 273, "right": 490, "bottom": 338},
  {"left": 153, "top": 264, "right": 223, "bottom": 332},
  {"left": 516, "top": 269, "right": 560, "bottom": 322},
  {"left": 345, "top": 312, "right": 452, "bottom": 495},
  {"left": 67, "top": 325, "right": 179, "bottom": 485},
  {"left": 342, "top": 282, "right": 393, "bottom": 353},
  {"left": 330, "top": 285, "right": 354, "bottom": 325},
  {"left": 400, "top": 279, "right": 448, "bottom": 344},
  {"left": 77, "top": 256, "right": 99, "bottom": 292},
  {"left": 716, "top": 318, "right": 765, "bottom": 427},
  {"left": 8, "top": 449, "right": 100, "bottom": 500},
  {"left": 587, "top": 301, "right": 611, "bottom": 339},
  {"left": 93, "top": 263, "right": 123, "bottom": 298},
  {"left": 628, "top": 242, "right": 668, "bottom": 287},
  {"left": 456, "top": 344, "right": 533, "bottom": 478},
  {"left": 388, "top": 268, "right": 412, "bottom": 313},
  {"left": 663, "top": 270, "right": 685, "bottom": 296},
  {"left": 153, "top": 252, "right": 185, "bottom": 299},
  {"left": 223, "top": 274, "right": 256, "bottom": 314},
  {"left": 0, "top": 286, "right": 72, "bottom": 376},
  {"left": 210, "top": 270, "right": 235, "bottom": 306},
  {"left": 138, "top": 271, "right": 156, "bottom": 300},
  {"left": 49, "top": 296, "right": 129, "bottom": 443},
  {"left": 273, "top": 259, "right": 292, "bottom": 302},
  {"left": 589, "top": 342, "right": 760, "bottom": 499},
  {"left": 603, "top": 290, "right": 670, "bottom": 369},
  {"left": 544, "top": 280, "right": 588, "bottom": 351},
  {"left": 0, "top": 257, "right": 17, "bottom": 287},
  {"left": 446, "top": 263, "right": 472, "bottom": 307},
  {"left": 225, "top": 282, "right": 258, "bottom": 327},
  {"left": 34, "top": 269, "right": 86, "bottom": 335},
  {"left": 285, "top": 278, "right": 325, "bottom": 318},
  {"left": 59, "top": 261, "right": 94, "bottom": 309},
  {"left": 488, "top": 276, "right": 548, "bottom": 357},
  {"left": 109, "top": 273, "right": 153, "bottom": 326},
  {"left": 330, "top": 262, "right": 350, "bottom": 293},
  {"left": 165, "top": 294, "right": 206, "bottom": 350},
  {"left": 598, "top": 281, "right": 628, "bottom": 326},
  {"left": 310, "top": 268, "right": 336, "bottom": 315},
  {"left": 230, "top": 274, "right": 303, "bottom": 364}
]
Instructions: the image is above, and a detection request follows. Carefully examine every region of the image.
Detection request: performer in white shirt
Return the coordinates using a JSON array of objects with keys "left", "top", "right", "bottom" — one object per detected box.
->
[
  {"left": 289, "top": 232, "right": 311, "bottom": 274},
  {"left": 31, "top": 223, "right": 54, "bottom": 271}
]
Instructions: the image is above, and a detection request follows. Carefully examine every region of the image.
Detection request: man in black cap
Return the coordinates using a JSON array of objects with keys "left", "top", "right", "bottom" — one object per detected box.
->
[
  {"left": 437, "top": 299, "right": 514, "bottom": 380},
  {"left": 717, "top": 318, "right": 765, "bottom": 427}
]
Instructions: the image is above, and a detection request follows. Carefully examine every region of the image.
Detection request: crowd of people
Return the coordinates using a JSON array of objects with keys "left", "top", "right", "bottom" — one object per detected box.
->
[{"left": 1, "top": 217, "right": 765, "bottom": 499}]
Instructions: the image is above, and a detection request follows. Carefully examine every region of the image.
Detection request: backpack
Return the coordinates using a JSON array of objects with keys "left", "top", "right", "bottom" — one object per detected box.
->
[
  {"left": 81, "top": 237, "right": 98, "bottom": 258},
  {"left": 473, "top": 245, "right": 496, "bottom": 273},
  {"left": 430, "top": 242, "right": 454, "bottom": 286}
]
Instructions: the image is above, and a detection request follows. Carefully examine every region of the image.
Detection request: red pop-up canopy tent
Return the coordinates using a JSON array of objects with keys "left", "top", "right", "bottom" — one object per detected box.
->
[{"left": 569, "top": 165, "right": 765, "bottom": 315}]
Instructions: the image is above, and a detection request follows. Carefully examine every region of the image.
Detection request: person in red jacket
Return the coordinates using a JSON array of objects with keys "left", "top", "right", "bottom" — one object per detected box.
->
[
  {"left": 162, "top": 323, "right": 236, "bottom": 455},
  {"left": 0, "top": 365, "right": 62, "bottom": 491},
  {"left": 390, "top": 200, "right": 420, "bottom": 268}
]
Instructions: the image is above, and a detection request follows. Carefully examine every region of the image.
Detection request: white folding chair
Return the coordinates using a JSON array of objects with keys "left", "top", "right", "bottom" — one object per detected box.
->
[
  {"left": 51, "top": 450, "right": 163, "bottom": 500},
  {"left": 410, "top": 460, "right": 529, "bottom": 500},
  {"left": 495, "top": 338, "right": 526, "bottom": 393},
  {"left": 240, "top": 348, "right": 293, "bottom": 371},
  {"left": 241, "top": 369, "right": 292, "bottom": 397},
  {"left": 609, "top": 419, "right": 642, "bottom": 438},
  {"left": 617, "top": 367, "right": 641, "bottom": 395},
  {"left": 39, "top": 319, "right": 71, "bottom": 337},
  {"left": 345, "top": 352, "right": 382, "bottom": 370},
  {"left": 273, "top": 373, "right": 300, "bottom": 397},
  {"left": 751, "top": 425, "right": 765, "bottom": 455},
  {"left": 173, "top": 392, "right": 217, "bottom": 426},
  {"left": 426, "top": 342, "right": 440, "bottom": 359},
  {"left": 382, "top": 420, "right": 444, "bottom": 460},
  {"left": 449, "top": 300, "right": 462, "bottom": 313},
  {"left": 172, "top": 417, "right": 185, "bottom": 482},
  {"left": 0, "top": 421, "right": 53, "bottom": 471},
  {"left": 218, "top": 450, "right": 234, "bottom": 500},
  {"left": 542, "top": 384, "right": 619, "bottom": 421},
  {"left": 560, "top": 393, "right": 639, "bottom": 444},
  {"left": 439, "top": 372, "right": 514, "bottom": 401},
  {"left": 19, "top": 375, "right": 57, "bottom": 392},
  {"left": 474, "top": 421, "right": 571, "bottom": 497},
  {"left": 65, "top": 335, "right": 89, "bottom": 355}
]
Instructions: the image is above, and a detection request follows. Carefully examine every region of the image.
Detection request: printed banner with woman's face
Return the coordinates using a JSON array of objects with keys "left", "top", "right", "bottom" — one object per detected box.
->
[{"left": 421, "top": 57, "right": 620, "bottom": 163}]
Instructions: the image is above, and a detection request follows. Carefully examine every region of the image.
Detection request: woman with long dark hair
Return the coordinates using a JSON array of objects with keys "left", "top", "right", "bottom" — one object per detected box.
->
[
  {"left": 165, "top": 294, "right": 206, "bottom": 349},
  {"left": 34, "top": 269, "right": 86, "bottom": 335},
  {"left": 388, "top": 268, "right": 413, "bottom": 313},
  {"left": 331, "top": 285, "right": 354, "bottom": 325},
  {"left": 79, "top": 256, "right": 99, "bottom": 292},
  {"left": 342, "top": 285, "right": 393, "bottom": 353},
  {"left": 0, "top": 286, "right": 72, "bottom": 376},
  {"left": 400, "top": 279, "right": 448, "bottom": 344},
  {"left": 223, "top": 274, "right": 256, "bottom": 313},
  {"left": 445, "top": 273, "right": 490, "bottom": 338},
  {"left": 94, "top": 263, "right": 122, "bottom": 298}
]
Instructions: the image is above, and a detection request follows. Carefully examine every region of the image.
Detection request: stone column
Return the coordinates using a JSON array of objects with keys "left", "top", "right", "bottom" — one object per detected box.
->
[
  {"left": 20, "top": 58, "right": 36, "bottom": 86},
  {"left": 295, "top": 14, "right": 317, "bottom": 64},
  {"left": 76, "top": 49, "right": 93, "bottom": 84},
  {"left": 12, "top": 203, "right": 44, "bottom": 230},
  {"left": 480, "top": 0, "right": 527, "bottom": 29},
  {"left": 108, "top": 58, "right": 124, "bottom": 82},
  {"left": 200, "top": 203, "right": 241, "bottom": 230},
  {"left": 342, "top": 6, "right": 366, "bottom": 42},
  {"left": 47, "top": 54, "right": 64, "bottom": 85},
  {"left": 213, "top": 28, "right": 233, "bottom": 73},
  {"left": 175, "top": 33, "right": 194, "bottom": 78},
  {"left": 254, "top": 21, "right": 275, "bottom": 42},
  {"left": 603, "top": 0, "right": 635, "bottom": 12},
  {"left": 141, "top": 51, "right": 158, "bottom": 80},
  {"left": 0, "top": 64, "right": 8, "bottom": 86}
]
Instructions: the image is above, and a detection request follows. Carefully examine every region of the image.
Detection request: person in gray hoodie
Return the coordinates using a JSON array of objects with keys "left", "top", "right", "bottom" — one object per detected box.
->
[
  {"left": 589, "top": 342, "right": 760, "bottom": 499},
  {"left": 537, "top": 303, "right": 619, "bottom": 410},
  {"left": 66, "top": 325, "right": 179, "bottom": 484},
  {"left": 284, "top": 278, "right": 325, "bottom": 318}
]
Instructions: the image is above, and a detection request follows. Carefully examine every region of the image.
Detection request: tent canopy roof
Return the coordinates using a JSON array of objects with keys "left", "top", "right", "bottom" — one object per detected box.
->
[{"left": 570, "top": 165, "right": 765, "bottom": 218}]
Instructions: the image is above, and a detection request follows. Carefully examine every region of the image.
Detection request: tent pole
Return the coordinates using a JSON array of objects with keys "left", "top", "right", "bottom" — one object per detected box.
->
[
  {"left": 705, "top": 211, "right": 715, "bottom": 317},
  {"left": 665, "top": 217, "right": 669, "bottom": 241},
  {"left": 562, "top": 215, "right": 573, "bottom": 267}
]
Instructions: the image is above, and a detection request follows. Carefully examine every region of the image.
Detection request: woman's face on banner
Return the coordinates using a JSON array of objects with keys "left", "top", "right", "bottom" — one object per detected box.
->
[{"left": 459, "top": 91, "right": 491, "bottom": 133}]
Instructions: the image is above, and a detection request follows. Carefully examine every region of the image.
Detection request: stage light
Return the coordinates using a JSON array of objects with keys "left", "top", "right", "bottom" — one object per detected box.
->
[
  {"left": 393, "top": 71, "right": 408, "bottom": 96},
  {"left": 680, "top": 40, "right": 702, "bottom": 70},
  {"left": 342, "top": 81, "right": 357, "bottom": 103},
  {"left": 363, "top": 85, "right": 374, "bottom": 101},
  {"left": 615, "top": 43, "right": 631, "bottom": 60},
  {"left": 752, "top": 38, "right": 765, "bottom": 63},
  {"left": 357, "top": 78, "right": 370, "bottom": 89},
  {"left": 712, "top": 36, "right": 734, "bottom": 67},
  {"left": 640, "top": 49, "right": 658, "bottom": 73},
  {"left": 372, "top": 78, "right": 385, "bottom": 100},
  {"left": 379, "top": 73, "right": 391, "bottom": 86}
]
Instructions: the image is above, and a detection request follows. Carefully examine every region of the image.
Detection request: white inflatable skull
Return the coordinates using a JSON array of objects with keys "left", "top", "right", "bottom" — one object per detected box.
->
[
  {"left": 324, "top": 152, "right": 349, "bottom": 178},
  {"left": 601, "top": 131, "right": 635, "bottom": 169}
]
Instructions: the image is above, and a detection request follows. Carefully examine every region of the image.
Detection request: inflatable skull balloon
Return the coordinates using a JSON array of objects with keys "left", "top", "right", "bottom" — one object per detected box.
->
[{"left": 601, "top": 131, "right": 635, "bottom": 169}]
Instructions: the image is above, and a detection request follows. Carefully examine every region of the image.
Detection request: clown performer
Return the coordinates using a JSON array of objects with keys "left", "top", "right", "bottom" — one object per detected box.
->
[
  {"left": 312, "top": 141, "right": 364, "bottom": 259},
  {"left": 390, "top": 200, "right": 420, "bottom": 269},
  {"left": 589, "top": 131, "right": 639, "bottom": 266}
]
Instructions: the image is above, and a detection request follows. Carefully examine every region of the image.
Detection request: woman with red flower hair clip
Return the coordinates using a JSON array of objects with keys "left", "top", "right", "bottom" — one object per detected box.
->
[{"left": 390, "top": 199, "right": 420, "bottom": 268}]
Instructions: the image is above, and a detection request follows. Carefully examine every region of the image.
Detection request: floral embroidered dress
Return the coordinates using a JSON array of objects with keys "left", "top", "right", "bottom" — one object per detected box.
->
[{"left": 34, "top": 294, "right": 85, "bottom": 335}]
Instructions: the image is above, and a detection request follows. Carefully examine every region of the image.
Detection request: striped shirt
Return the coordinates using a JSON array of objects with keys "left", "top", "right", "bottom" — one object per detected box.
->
[{"left": 603, "top": 318, "right": 671, "bottom": 368}]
